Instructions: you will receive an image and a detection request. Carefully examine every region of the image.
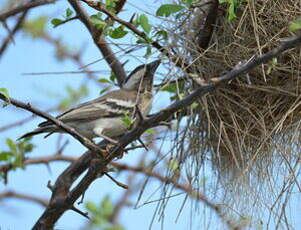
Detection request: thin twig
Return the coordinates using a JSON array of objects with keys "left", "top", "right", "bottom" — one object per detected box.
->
[
  {"left": 0, "top": 95, "right": 107, "bottom": 157},
  {"left": 80, "top": 0, "right": 193, "bottom": 72},
  {"left": 0, "top": 190, "right": 48, "bottom": 207},
  {"left": 68, "top": 0, "right": 127, "bottom": 86},
  {"left": 104, "top": 172, "right": 129, "bottom": 189},
  {"left": 0, "top": 0, "right": 55, "bottom": 21},
  {"left": 0, "top": 10, "right": 28, "bottom": 58}
]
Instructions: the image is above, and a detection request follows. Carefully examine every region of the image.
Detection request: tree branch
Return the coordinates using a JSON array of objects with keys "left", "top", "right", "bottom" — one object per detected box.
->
[
  {"left": 0, "top": 10, "right": 28, "bottom": 58},
  {"left": 80, "top": 0, "right": 193, "bottom": 72},
  {"left": 0, "top": 0, "right": 55, "bottom": 22},
  {"left": 68, "top": 0, "right": 127, "bottom": 86},
  {"left": 0, "top": 95, "right": 107, "bottom": 157},
  {"left": 0, "top": 190, "right": 48, "bottom": 207},
  {"left": 31, "top": 34, "right": 301, "bottom": 229}
]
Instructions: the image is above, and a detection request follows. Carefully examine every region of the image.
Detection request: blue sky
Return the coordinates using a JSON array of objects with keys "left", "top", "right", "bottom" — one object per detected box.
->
[{"left": 1, "top": 1, "right": 301, "bottom": 230}]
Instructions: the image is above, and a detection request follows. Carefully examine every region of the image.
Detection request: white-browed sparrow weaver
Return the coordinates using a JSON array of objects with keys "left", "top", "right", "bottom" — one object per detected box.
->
[{"left": 19, "top": 60, "right": 160, "bottom": 140}]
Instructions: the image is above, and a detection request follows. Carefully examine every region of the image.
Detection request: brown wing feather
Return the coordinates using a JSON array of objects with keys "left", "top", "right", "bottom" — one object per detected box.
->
[{"left": 39, "top": 89, "right": 137, "bottom": 127}]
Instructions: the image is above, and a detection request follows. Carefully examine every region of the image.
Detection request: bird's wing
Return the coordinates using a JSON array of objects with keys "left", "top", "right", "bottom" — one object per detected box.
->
[{"left": 39, "top": 89, "right": 137, "bottom": 127}]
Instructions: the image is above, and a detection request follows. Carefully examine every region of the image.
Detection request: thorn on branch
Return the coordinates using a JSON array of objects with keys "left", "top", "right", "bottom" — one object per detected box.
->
[
  {"left": 104, "top": 172, "right": 128, "bottom": 189},
  {"left": 77, "top": 191, "right": 86, "bottom": 205},
  {"left": 137, "top": 138, "right": 148, "bottom": 151},
  {"left": 71, "top": 206, "right": 90, "bottom": 219},
  {"left": 47, "top": 180, "right": 54, "bottom": 191}
]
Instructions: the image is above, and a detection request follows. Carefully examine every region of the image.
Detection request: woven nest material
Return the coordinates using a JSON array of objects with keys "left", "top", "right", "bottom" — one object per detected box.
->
[{"left": 173, "top": 0, "right": 301, "bottom": 175}]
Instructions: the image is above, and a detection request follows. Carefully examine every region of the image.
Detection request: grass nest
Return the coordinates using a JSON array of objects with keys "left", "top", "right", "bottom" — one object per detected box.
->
[{"left": 171, "top": 0, "right": 301, "bottom": 177}]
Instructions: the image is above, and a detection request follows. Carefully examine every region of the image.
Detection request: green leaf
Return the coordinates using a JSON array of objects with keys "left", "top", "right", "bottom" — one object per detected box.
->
[
  {"left": 146, "top": 129, "right": 156, "bottom": 135},
  {"left": 289, "top": 18, "right": 301, "bottom": 32},
  {"left": 90, "top": 15, "right": 106, "bottom": 29},
  {"left": 156, "top": 4, "right": 185, "bottom": 17},
  {"left": 0, "top": 88, "right": 10, "bottom": 106},
  {"left": 85, "top": 201, "right": 99, "bottom": 216},
  {"left": 6, "top": 138, "right": 17, "bottom": 154},
  {"left": 51, "top": 18, "right": 63, "bottom": 26},
  {"left": 0, "top": 88, "right": 9, "bottom": 99},
  {"left": 0, "top": 152, "right": 13, "bottom": 161},
  {"left": 121, "top": 116, "right": 132, "bottom": 128},
  {"left": 13, "top": 153, "right": 23, "bottom": 169},
  {"left": 66, "top": 8, "right": 74, "bottom": 18},
  {"left": 144, "top": 46, "right": 152, "bottom": 57},
  {"left": 22, "top": 16, "right": 48, "bottom": 38},
  {"left": 98, "top": 78, "right": 111, "bottom": 84},
  {"left": 99, "top": 87, "right": 111, "bottom": 95},
  {"left": 191, "top": 102, "right": 198, "bottom": 109},
  {"left": 121, "top": 111, "right": 132, "bottom": 128},
  {"left": 101, "top": 196, "right": 114, "bottom": 217},
  {"left": 155, "top": 30, "right": 168, "bottom": 40},
  {"left": 139, "top": 14, "right": 151, "bottom": 34},
  {"left": 109, "top": 73, "right": 116, "bottom": 84},
  {"left": 109, "top": 26, "right": 128, "bottom": 39},
  {"left": 104, "top": 225, "right": 125, "bottom": 230},
  {"left": 219, "top": 0, "right": 239, "bottom": 21},
  {"left": 105, "top": 0, "right": 118, "bottom": 12},
  {"left": 160, "top": 83, "right": 177, "bottom": 93}
]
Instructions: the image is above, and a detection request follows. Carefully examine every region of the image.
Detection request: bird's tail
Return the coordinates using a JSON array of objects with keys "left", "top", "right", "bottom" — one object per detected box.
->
[{"left": 18, "top": 127, "right": 53, "bottom": 140}]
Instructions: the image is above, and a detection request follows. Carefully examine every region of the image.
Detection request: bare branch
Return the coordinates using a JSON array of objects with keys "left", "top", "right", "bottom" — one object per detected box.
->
[
  {"left": 0, "top": 0, "right": 55, "bottom": 21},
  {"left": 0, "top": 11, "right": 28, "bottom": 58},
  {"left": 68, "top": 0, "right": 127, "bottom": 86},
  {"left": 0, "top": 95, "right": 107, "bottom": 157},
  {"left": 0, "top": 190, "right": 48, "bottom": 207}
]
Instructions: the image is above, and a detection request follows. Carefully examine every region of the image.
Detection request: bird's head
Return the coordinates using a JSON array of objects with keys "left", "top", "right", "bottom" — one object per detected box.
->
[{"left": 123, "top": 60, "right": 160, "bottom": 92}]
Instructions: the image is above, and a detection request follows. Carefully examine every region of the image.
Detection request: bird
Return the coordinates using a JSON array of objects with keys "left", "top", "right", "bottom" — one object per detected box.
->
[{"left": 19, "top": 60, "right": 161, "bottom": 140}]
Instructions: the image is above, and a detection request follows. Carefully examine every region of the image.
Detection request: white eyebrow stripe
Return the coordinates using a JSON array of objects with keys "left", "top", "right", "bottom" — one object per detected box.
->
[{"left": 106, "top": 98, "right": 136, "bottom": 108}]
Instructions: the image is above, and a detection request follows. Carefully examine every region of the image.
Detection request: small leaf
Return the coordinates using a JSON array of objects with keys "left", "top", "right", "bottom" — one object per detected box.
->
[
  {"left": 289, "top": 18, "right": 301, "bottom": 32},
  {"left": 139, "top": 14, "right": 151, "bottom": 34},
  {"left": 144, "top": 46, "right": 152, "bottom": 57},
  {"left": 121, "top": 116, "right": 132, "bottom": 128},
  {"left": 109, "top": 73, "right": 116, "bottom": 84},
  {"left": 156, "top": 4, "right": 185, "bottom": 17},
  {"left": 51, "top": 18, "right": 63, "bottom": 26},
  {"left": 146, "top": 129, "right": 156, "bottom": 135},
  {"left": 99, "top": 87, "right": 111, "bottom": 95},
  {"left": 0, "top": 152, "right": 13, "bottom": 161},
  {"left": 101, "top": 196, "right": 114, "bottom": 217},
  {"left": 6, "top": 138, "right": 17, "bottom": 154},
  {"left": 98, "top": 78, "right": 111, "bottom": 84},
  {"left": 109, "top": 26, "right": 128, "bottom": 39},
  {"left": 0, "top": 88, "right": 10, "bottom": 106},
  {"left": 85, "top": 201, "right": 99, "bottom": 216},
  {"left": 191, "top": 102, "right": 198, "bottom": 109},
  {"left": 66, "top": 8, "right": 74, "bottom": 18},
  {"left": 160, "top": 83, "right": 177, "bottom": 93},
  {"left": 22, "top": 16, "right": 48, "bottom": 37},
  {"left": 12, "top": 153, "right": 23, "bottom": 169},
  {"left": 155, "top": 30, "right": 168, "bottom": 40},
  {"left": 90, "top": 15, "right": 106, "bottom": 29}
]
